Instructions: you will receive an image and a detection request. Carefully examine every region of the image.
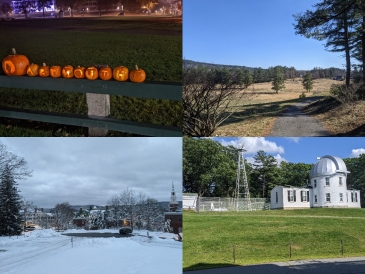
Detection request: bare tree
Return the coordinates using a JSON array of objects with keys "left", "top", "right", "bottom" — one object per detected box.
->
[
  {"left": 0, "top": 142, "right": 32, "bottom": 180},
  {"left": 51, "top": 202, "right": 74, "bottom": 231},
  {"left": 107, "top": 194, "right": 122, "bottom": 228},
  {"left": 183, "top": 63, "right": 253, "bottom": 136},
  {"left": 120, "top": 188, "right": 136, "bottom": 230}
]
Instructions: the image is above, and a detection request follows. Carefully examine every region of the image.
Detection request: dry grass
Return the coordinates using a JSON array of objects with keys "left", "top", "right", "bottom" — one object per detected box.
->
[
  {"left": 214, "top": 78, "right": 335, "bottom": 136},
  {"left": 304, "top": 97, "right": 365, "bottom": 136}
]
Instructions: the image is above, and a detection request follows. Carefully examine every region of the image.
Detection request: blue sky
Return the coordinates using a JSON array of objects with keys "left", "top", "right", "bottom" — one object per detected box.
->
[
  {"left": 183, "top": 0, "right": 353, "bottom": 70},
  {"left": 212, "top": 137, "right": 365, "bottom": 164}
]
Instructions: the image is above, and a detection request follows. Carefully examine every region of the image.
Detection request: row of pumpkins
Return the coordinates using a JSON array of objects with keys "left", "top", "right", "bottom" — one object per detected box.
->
[{"left": 2, "top": 48, "right": 146, "bottom": 83}]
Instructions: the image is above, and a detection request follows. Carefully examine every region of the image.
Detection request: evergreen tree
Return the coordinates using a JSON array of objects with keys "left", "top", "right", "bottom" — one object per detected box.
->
[
  {"left": 271, "top": 66, "right": 286, "bottom": 94},
  {"left": 0, "top": 164, "right": 24, "bottom": 236},
  {"left": 302, "top": 72, "right": 314, "bottom": 92}
]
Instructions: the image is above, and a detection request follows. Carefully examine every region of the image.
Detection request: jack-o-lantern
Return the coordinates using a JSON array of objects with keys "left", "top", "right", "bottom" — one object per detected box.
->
[
  {"left": 129, "top": 65, "right": 146, "bottom": 83},
  {"left": 113, "top": 66, "right": 129, "bottom": 82},
  {"left": 50, "top": 66, "right": 61, "bottom": 78},
  {"left": 99, "top": 67, "right": 112, "bottom": 81},
  {"left": 62, "top": 65, "right": 74, "bottom": 78},
  {"left": 39, "top": 63, "right": 50, "bottom": 77},
  {"left": 2, "top": 48, "right": 30, "bottom": 76},
  {"left": 85, "top": 67, "right": 98, "bottom": 80},
  {"left": 74, "top": 66, "right": 85, "bottom": 79},
  {"left": 26, "top": 63, "right": 39, "bottom": 77}
]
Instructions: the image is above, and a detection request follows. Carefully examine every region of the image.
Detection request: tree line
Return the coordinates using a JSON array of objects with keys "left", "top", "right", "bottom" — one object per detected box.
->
[{"left": 183, "top": 138, "right": 365, "bottom": 207}]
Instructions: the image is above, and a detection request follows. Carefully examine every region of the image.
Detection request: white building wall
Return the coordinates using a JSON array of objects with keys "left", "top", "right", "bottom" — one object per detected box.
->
[
  {"left": 271, "top": 186, "right": 310, "bottom": 209},
  {"left": 270, "top": 186, "right": 284, "bottom": 209},
  {"left": 347, "top": 190, "right": 361, "bottom": 208}
]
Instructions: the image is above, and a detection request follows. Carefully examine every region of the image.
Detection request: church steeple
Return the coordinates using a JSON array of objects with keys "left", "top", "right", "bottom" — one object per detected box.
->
[{"left": 169, "top": 182, "right": 178, "bottom": 212}]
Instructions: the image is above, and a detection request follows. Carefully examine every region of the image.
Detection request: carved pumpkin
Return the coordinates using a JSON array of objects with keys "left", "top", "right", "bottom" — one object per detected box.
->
[
  {"left": 2, "top": 48, "right": 30, "bottom": 76},
  {"left": 62, "top": 65, "right": 74, "bottom": 78},
  {"left": 26, "top": 63, "right": 39, "bottom": 77},
  {"left": 99, "top": 67, "right": 112, "bottom": 81},
  {"left": 50, "top": 65, "right": 61, "bottom": 78},
  {"left": 129, "top": 65, "right": 146, "bottom": 83},
  {"left": 85, "top": 66, "right": 98, "bottom": 80},
  {"left": 113, "top": 66, "right": 129, "bottom": 82},
  {"left": 38, "top": 63, "right": 50, "bottom": 77},
  {"left": 74, "top": 66, "right": 85, "bottom": 79}
]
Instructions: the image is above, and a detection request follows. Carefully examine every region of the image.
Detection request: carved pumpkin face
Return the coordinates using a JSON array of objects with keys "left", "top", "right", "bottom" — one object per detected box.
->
[
  {"left": 2, "top": 48, "right": 30, "bottom": 76},
  {"left": 74, "top": 66, "right": 85, "bottom": 79},
  {"left": 85, "top": 67, "right": 98, "bottom": 80},
  {"left": 26, "top": 63, "right": 39, "bottom": 77},
  {"left": 129, "top": 65, "right": 146, "bottom": 83},
  {"left": 39, "top": 63, "right": 50, "bottom": 77},
  {"left": 50, "top": 66, "right": 61, "bottom": 78},
  {"left": 62, "top": 65, "right": 74, "bottom": 78},
  {"left": 99, "top": 67, "right": 112, "bottom": 81},
  {"left": 113, "top": 66, "right": 129, "bottom": 82}
]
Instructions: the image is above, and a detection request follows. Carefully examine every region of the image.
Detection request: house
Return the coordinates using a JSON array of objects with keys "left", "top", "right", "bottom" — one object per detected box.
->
[
  {"left": 271, "top": 155, "right": 361, "bottom": 209},
  {"left": 164, "top": 212, "right": 182, "bottom": 234}
]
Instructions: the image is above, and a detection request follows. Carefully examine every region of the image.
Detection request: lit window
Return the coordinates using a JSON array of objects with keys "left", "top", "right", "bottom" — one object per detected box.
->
[
  {"left": 325, "top": 177, "right": 330, "bottom": 186},
  {"left": 326, "top": 193, "right": 331, "bottom": 202},
  {"left": 339, "top": 193, "right": 343, "bottom": 202},
  {"left": 339, "top": 177, "right": 342, "bottom": 186}
]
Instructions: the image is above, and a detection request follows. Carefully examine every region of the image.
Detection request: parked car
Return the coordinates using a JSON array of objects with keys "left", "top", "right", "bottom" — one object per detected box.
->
[{"left": 119, "top": 227, "right": 133, "bottom": 235}]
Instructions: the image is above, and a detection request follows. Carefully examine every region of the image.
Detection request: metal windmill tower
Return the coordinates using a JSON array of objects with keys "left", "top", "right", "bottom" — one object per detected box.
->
[{"left": 235, "top": 144, "right": 252, "bottom": 211}]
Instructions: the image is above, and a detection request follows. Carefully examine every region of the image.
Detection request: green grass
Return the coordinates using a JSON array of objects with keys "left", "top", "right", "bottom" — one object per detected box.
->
[
  {"left": 0, "top": 17, "right": 181, "bottom": 136},
  {"left": 183, "top": 209, "right": 365, "bottom": 271}
]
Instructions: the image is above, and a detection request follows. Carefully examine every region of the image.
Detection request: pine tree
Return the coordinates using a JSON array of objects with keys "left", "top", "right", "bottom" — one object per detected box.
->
[
  {"left": 271, "top": 66, "right": 286, "bottom": 94},
  {"left": 0, "top": 164, "right": 24, "bottom": 236},
  {"left": 302, "top": 72, "right": 314, "bottom": 92}
]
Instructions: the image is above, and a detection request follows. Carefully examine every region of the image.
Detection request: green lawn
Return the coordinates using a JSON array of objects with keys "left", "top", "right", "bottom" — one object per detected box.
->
[
  {"left": 0, "top": 16, "right": 181, "bottom": 136},
  {"left": 183, "top": 209, "right": 365, "bottom": 271}
]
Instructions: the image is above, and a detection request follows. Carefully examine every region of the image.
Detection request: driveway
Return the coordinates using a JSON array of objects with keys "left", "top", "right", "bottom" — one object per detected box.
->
[{"left": 62, "top": 232, "right": 133, "bottom": 238}]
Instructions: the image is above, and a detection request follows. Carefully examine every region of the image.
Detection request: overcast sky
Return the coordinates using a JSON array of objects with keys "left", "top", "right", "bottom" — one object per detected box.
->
[{"left": 0, "top": 138, "right": 182, "bottom": 208}]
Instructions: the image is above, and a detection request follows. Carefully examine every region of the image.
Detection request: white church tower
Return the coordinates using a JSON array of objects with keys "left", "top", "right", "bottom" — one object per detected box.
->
[{"left": 169, "top": 182, "right": 178, "bottom": 212}]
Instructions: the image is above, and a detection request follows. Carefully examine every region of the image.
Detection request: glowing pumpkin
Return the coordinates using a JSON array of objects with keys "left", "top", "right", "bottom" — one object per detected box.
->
[
  {"left": 85, "top": 67, "right": 98, "bottom": 80},
  {"left": 99, "top": 67, "right": 112, "bottom": 81},
  {"left": 62, "top": 65, "right": 74, "bottom": 78},
  {"left": 39, "top": 63, "right": 50, "bottom": 77},
  {"left": 129, "top": 65, "right": 146, "bottom": 83},
  {"left": 113, "top": 66, "right": 129, "bottom": 82},
  {"left": 2, "top": 48, "right": 30, "bottom": 76},
  {"left": 26, "top": 63, "right": 39, "bottom": 77},
  {"left": 50, "top": 66, "right": 62, "bottom": 78},
  {"left": 74, "top": 66, "right": 85, "bottom": 79}
]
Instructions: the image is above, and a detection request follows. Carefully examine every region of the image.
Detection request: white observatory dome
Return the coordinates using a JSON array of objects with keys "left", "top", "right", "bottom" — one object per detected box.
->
[{"left": 310, "top": 155, "right": 348, "bottom": 178}]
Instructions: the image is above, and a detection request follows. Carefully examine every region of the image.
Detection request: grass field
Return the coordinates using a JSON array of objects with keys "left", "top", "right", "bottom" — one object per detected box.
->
[
  {"left": 0, "top": 16, "right": 182, "bottom": 136},
  {"left": 214, "top": 78, "right": 365, "bottom": 136},
  {"left": 183, "top": 209, "right": 365, "bottom": 271}
]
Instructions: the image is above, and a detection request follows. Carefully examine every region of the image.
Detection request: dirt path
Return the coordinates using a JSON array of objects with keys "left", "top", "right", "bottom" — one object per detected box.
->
[{"left": 269, "top": 97, "right": 331, "bottom": 136}]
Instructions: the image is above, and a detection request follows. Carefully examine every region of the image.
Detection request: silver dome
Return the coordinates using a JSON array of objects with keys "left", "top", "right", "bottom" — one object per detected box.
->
[{"left": 310, "top": 155, "right": 349, "bottom": 178}]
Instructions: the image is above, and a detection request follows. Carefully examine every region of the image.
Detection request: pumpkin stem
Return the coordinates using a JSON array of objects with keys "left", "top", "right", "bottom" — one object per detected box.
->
[
  {"left": 11, "top": 48, "right": 16, "bottom": 55},
  {"left": 135, "top": 65, "right": 138, "bottom": 70}
]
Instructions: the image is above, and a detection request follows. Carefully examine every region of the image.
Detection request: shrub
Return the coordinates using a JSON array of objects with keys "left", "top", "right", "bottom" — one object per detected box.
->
[{"left": 299, "top": 92, "right": 306, "bottom": 99}]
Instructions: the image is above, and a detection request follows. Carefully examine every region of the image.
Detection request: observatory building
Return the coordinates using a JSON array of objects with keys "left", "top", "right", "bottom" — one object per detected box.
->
[{"left": 271, "top": 155, "right": 361, "bottom": 209}]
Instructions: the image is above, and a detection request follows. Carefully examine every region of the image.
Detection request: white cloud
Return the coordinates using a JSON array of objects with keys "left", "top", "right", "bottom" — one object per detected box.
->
[
  {"left": 284, "top": 137, "right": 301, "bottom": 143},
  {"left": 273, "top": 154, "right": 287, "bottom": 165},
  {"left": 350, "top": 148, "right": 365, "bottom": 158},
  {"left": 219, "top": 137, "right": 284, "bottom": 155}
]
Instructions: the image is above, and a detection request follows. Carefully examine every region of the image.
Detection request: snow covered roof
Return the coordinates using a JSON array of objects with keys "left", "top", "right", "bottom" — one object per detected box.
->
[{"left": 310, "top": 155, "right": 349, "bottom": 178}]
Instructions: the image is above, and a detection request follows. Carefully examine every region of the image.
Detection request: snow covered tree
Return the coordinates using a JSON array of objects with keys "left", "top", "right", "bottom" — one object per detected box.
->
[
  {"left": 90, "top": 210, "right": 105, "bottom": 230},
  {"left": 0, "top": 164, "right": 24, "bottom": 236}
]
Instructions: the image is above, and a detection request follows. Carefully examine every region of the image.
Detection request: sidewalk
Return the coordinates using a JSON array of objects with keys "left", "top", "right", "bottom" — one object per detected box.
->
[{"left": 185, "top": 257, "right": 365, "bottom": 274}]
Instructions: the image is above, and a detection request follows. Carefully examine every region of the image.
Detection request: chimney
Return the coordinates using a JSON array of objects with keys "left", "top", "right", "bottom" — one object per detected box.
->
[
  {"left": 35, "top": 207, "right": 37, "bottom": 213},
  {"left": 80, "top": 208, "right": 83, "bottom": 213},
  {"left": 41, "top": 208, "right": 44, "bottom": 213},
  {"left": 106, "top": 205, "right": 109, "bottom": 210},
  {"left": 89, "top": 205, "right": 92, "bottom": 211}
]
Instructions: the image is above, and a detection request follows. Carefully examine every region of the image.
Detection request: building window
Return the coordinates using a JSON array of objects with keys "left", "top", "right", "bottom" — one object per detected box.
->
[
  {"left": 326, "top": 193, "right": 331, "bottom": 202},
  {"left": 355, "top": 192, "right": 358, "bottom": 203},
  {"left": 275, "top": 192, "right": 278, "bottom": 203},
  {"left": 314, "top": 195, "right": 317, "bottom": 203},
  {"left": 301, "top": 191, "right": 309, "bottom": 202},
  {"left": 351, "top": 192, "right": 354, "bottom": 202},
  {"left": 288, "top": 190, "right": 296, "bottom": 202},
  {"left": 339, "top": 193, "right": 343, "bottom": 202},
  {"left": 178, "top": 216, "right": 182, "bottom": 222},
  {"left": 325, "top": 177, "right": 330, "bottom": 186},
  {"left": 314, "top": 180, "right": 317, "bottom": 188},
  {"left": 339, "top": 177, "right": 342, "bottom": 186}
]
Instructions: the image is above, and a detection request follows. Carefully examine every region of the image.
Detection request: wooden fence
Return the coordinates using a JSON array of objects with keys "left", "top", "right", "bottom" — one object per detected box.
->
[{"left": 0, "top": 75, "right": 182, "bottom": 136}]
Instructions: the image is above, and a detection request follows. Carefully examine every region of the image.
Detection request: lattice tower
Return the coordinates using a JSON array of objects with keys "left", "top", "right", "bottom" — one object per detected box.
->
[{"left": 235, "top": 145, "right": 252, "bottom": 211}]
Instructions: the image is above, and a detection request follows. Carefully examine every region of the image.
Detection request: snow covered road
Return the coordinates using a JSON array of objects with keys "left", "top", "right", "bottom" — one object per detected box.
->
[{"left": 0, "top": 229, "right": 182, "bottom": 274}]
